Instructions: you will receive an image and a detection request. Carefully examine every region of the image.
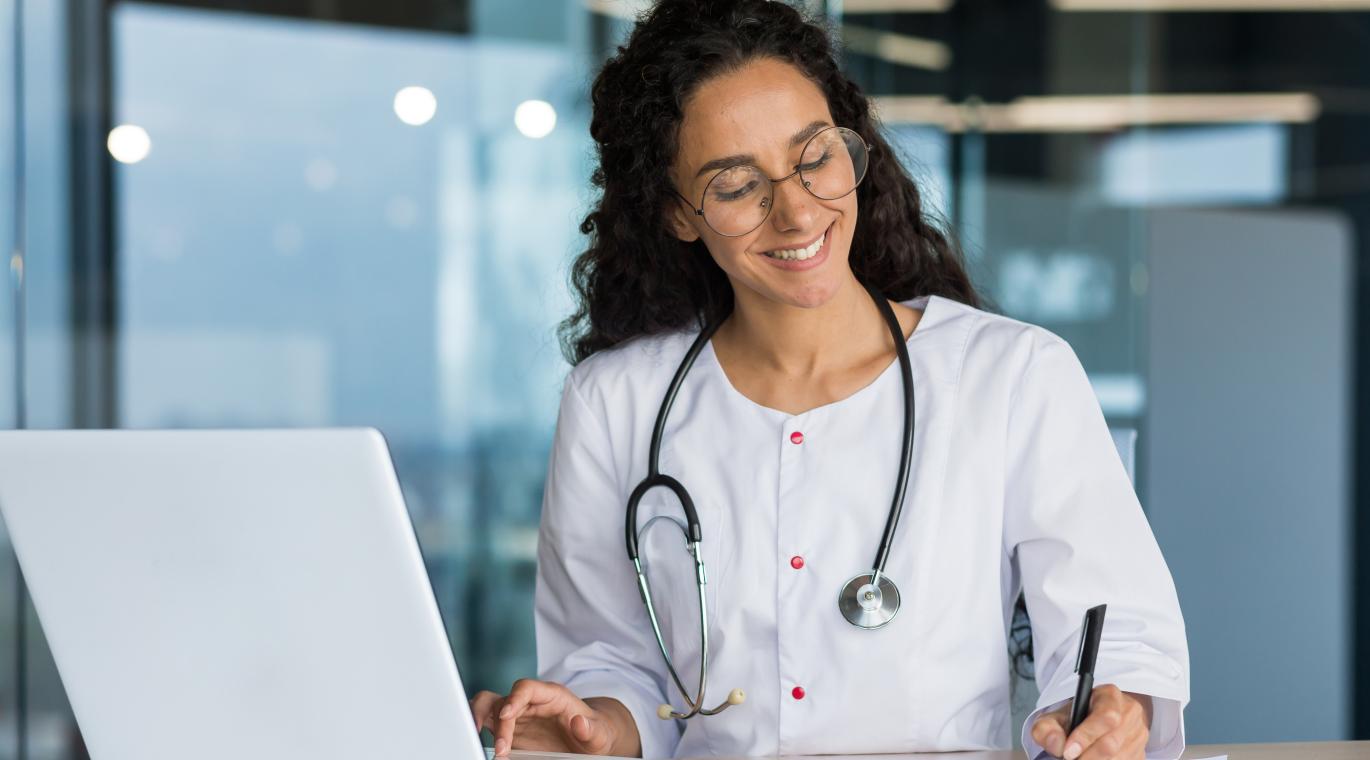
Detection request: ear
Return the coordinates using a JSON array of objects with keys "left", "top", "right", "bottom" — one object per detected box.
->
[{"left": 666, "top": 200, "right": 702, "bottom": 243}]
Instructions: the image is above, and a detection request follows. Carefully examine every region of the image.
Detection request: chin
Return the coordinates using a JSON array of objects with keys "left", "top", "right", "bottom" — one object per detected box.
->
[{"left": 774, "top": 278, "right": 844, "bottom": 310}]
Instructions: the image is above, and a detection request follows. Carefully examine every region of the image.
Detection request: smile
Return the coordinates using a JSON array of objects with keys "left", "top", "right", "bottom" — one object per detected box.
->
[{"left": 761, "top": 227, "right": 827, "bottom": 261}]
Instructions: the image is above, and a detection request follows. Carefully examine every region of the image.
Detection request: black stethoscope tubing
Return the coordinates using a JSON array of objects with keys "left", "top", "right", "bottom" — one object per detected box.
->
[
  {"left": 622, "top": 280, "right": 917, "bottom": 719},
  {"left": 625, "top": 280, "right": 914, "bottom": 575}
]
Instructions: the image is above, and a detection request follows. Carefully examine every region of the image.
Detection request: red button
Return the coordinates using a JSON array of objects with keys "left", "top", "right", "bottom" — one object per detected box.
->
[
  {"left": 791, "top": 686, "right": 806, "bottom": 700},
  {"left": 790, "top": 555, "right": 805, "bottom": 570},
  {"left": 790, "top": 431, "right": 804, "bottom": 444}
]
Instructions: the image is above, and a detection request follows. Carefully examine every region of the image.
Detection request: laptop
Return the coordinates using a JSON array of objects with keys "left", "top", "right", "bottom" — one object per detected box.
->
[{"left": 0, "top": 428, "right": 488, "bottom": 760}]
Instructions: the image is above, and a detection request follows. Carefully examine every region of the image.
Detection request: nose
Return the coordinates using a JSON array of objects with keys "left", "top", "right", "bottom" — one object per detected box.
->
[{"left": 767, "top": 170, "right": 819, "bottom": 233}]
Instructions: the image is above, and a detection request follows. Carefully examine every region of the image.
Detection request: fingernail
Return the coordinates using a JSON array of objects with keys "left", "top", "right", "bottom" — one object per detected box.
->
[
  {"left": 499, "top": 705, "right": 512, "bottom": 719},
  {"left": 495, "top": 739, "right": 507, "bottom": 755},
  {"left": 1063, "top": 742, "right": 1082, "bottom": 760}
]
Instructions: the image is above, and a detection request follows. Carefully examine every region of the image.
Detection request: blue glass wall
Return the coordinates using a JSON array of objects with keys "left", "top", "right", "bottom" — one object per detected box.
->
[{"left": 112, "top": 2, "right": 595, "bottom": 695}]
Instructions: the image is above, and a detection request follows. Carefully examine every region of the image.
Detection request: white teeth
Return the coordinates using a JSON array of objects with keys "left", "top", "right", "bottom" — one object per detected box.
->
[{"left": 763, "top": 231, "right": 825, "bottom": 261}]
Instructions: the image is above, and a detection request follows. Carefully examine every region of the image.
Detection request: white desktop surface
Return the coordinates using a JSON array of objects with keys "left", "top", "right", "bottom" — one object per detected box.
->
[{"left": 504, "top": 741, "right": 1368, "bottom": 760}]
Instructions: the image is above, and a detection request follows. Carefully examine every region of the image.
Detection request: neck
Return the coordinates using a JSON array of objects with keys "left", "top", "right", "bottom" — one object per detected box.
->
[{"left": 720, "top": 274, "right": 885, "bottom": 377}]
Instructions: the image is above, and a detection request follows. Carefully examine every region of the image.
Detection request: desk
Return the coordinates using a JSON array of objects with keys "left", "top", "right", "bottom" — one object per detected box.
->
[
  {"left": 1180, "top": 743, "right": 1370, "bottom": 759},
  {"left": 508, "top": 742, "right": 1370, "bottom": 760}
]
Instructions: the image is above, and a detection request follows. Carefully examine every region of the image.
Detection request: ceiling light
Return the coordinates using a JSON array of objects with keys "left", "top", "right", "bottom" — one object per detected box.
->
[
  {"left": 1053, "top": 0, "right": 1370, "bottom": 11},
  {"left": 841, "top": 25, "right": 951, "bottom": 71},
  {"left": 873, "top": 92, "right": 1320, "bottom": 132},
  {"left": 394, "top": 86, "right": 437, "bottom": 126},
  {"left": 107, "top": 124, "right": 152, "bottom": 164},
  {"left": 840, "top": 0, "right": 955, "bottom": 11},
  {"left": 514, "top": 100, "right": 558, "bottom": 139}
]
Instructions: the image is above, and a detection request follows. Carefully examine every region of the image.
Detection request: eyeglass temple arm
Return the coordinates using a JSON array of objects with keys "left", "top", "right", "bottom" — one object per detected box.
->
[{"left": 669, "top": 187, "right": 703, "bottom": 215}]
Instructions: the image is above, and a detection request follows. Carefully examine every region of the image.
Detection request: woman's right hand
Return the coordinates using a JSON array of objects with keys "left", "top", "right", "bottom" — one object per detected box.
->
[{"left": 469, "top": 678, "right": 639, "bottom": 757}]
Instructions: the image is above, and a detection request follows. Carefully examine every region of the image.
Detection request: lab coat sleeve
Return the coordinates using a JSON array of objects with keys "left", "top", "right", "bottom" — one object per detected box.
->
[
  {"left": 534, "top": 371, "right": 683, "bottom": 760},
  {"left": 1002, "top": 333, "right": 1190, "bottom": 760}
]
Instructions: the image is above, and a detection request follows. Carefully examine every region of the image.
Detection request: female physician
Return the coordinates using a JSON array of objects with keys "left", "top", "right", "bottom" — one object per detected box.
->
[{"left": 469, "top": 1, "right": 1189, "bottom": 759}]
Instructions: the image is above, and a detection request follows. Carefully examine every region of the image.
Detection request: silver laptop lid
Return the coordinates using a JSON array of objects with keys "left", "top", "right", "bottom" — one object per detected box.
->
[{"left": 0, "top": 428, "right": 485, "bottom": 760}]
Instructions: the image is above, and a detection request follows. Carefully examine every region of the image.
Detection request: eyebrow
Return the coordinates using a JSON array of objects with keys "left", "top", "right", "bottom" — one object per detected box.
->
[{"left": 693, "top": 120, "right": 832, "bottom": 179}]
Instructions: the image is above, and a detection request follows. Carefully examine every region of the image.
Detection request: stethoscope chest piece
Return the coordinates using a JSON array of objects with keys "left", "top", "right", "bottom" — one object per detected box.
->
[{"left": 838, "top": 572, "right": 901, "bottom": 629}]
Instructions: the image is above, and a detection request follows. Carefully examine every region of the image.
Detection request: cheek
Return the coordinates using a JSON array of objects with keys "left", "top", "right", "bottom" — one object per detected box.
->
[
  {"left": 837, "top": 196, "right": 859, "bottom": 230},
  {"left": 698, "top": 237, "right": 752, "bottom": 274},
  {"left": 832, "top": 199, "right": 859, "bottom": 257}
]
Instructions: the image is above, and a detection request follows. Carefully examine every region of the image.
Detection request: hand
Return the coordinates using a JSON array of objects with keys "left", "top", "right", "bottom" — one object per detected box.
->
[
  {"left": 1030, "top": 685, "right": 1152, "bottom": 760},
  {"left": 469, "top": 678, "right": 638, "bottom": 757}
]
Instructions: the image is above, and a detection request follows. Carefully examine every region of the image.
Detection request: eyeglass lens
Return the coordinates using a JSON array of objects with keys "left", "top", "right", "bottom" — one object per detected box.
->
[{"left": 699, "top": 127, "right": 869, "bottom": 237}]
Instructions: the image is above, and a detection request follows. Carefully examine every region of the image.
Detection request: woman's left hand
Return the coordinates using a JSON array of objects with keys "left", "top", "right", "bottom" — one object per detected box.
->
[{"left": 1030, "top": 684, "right": 1153, "bottom": 760}]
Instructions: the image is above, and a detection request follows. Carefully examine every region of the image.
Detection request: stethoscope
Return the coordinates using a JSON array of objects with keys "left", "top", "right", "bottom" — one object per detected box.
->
[{"left": 623, "top": 280, "right": 918, "bottom": 721}]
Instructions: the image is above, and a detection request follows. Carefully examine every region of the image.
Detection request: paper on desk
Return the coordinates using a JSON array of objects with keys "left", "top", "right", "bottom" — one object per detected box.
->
[{"left": 1036, "top": 755, "right": 1227, "bottom": 760}]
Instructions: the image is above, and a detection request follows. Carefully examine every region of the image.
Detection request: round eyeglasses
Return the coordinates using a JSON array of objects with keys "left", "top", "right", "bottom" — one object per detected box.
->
[{"left": 672, "top": 126, "right": 871, "bottom": 238}]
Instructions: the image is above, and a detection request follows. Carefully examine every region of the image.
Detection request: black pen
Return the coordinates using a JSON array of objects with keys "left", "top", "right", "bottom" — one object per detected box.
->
[{"left": 1068, "top": 604, "right": 1107, "bottom": 733}]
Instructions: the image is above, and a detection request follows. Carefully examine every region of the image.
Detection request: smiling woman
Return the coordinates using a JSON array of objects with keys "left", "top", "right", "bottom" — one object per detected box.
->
[
  {"left": 467, "top": 2, "right": 1190, "bottom": 760},
  {"left": 558, "top": 0, "right": 979, "bottom": 365}
]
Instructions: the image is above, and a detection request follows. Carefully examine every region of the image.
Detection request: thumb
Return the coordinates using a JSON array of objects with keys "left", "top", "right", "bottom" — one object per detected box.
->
[
  {"left": 1031, "top": 708, "right": 1070, "bottom": 757},
  {"left": 568, "top": 712, "right": 611, "bottom": 753}
]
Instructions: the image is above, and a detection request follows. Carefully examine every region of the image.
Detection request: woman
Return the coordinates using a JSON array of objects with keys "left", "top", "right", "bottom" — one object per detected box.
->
[{"left": 469, "top": 1, "right": 1188, "bottom": 759}]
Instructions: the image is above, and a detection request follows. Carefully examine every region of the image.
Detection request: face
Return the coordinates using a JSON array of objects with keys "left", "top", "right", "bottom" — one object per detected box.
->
[{"left": 668, "top": 57, "right": 859, "bottom": 311}]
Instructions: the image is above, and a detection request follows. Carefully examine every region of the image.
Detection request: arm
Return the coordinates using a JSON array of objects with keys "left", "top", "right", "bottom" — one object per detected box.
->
[
  {"left": 1003, "top": 335, "right": 1190, "bottom": 759},
  {"left": 533, "top": 371, "right": 683, "bottom": 759}
]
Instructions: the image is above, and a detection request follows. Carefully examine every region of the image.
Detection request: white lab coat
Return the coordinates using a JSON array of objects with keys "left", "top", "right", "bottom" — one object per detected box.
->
[{"left": 534, "top": 295, "right": 1189, "bottom": 759}]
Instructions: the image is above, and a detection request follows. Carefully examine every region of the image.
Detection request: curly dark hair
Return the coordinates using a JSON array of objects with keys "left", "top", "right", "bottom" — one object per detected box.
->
[{"left": 559, "top": 0, "right": 982, "bottom": 365}]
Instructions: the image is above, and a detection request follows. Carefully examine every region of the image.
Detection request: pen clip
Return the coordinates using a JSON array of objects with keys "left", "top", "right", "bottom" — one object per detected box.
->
[{"left": 1073, "top": 609, "right": 1089, "bottom": 673}]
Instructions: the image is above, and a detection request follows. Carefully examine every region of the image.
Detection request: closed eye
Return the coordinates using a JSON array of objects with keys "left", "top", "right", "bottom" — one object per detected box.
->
[
  {"left": 713, "top": 180, "right": 762, "bottom": 202},
  {"left": 799, "top": 151, "right": 832, "bottom": 172}
]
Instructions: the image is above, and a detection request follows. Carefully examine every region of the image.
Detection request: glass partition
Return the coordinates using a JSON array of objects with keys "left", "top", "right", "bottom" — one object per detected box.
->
[
  {"left": 838, "top": 1, "right": 1364, "bottom": 744},
  {"left": 110, "top": 0, "right": 598, "bottom": 697},
  {"left": 0, "top": 2, "right": 20, "bottom": 757}
]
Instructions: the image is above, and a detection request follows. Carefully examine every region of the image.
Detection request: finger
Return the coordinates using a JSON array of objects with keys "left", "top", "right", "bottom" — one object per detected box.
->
[
  {"left": 567, "top": 711, "right": 612, "bottom": 755},
  {"left": 469, "top": 691, "right": 502, "bottom": 735},
  {"left": 1078, "top": 694, "right": 1148, "bottom": 760},
  {"left": 1073, "top": 728, "right": 1125, "bottom": 760},
  {"left": 1062, "top": 697, "right": 1125, "bottom": 760},
  {"left": 569, "top": 712, "right": 595, "bottom": 744},
  {"left": 493, "top": 695, "right": 516, "bottom": 756},
  {"left": 496, "top": 680, "right": 563, "bottom": 755},
  {"left": 494, "top": 679, "right": 542, "bottom": 755},
  {"left": 1030, "top": 709, "right": 1070, "bottom": 758},
  {"left": 1077, "top": 725, "right": 1144, "bottom": 760},
  {"left": 499, "top": 678, "right": 559, "bottom": 722}
]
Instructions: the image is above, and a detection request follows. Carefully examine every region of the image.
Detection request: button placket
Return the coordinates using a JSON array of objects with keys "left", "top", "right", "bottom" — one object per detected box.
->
[
  {"left": 778, "top": 414, "right": 813, "bottom": 749},
  {"left": 779, "top": 416, "right": 809, "bottom": 578}
]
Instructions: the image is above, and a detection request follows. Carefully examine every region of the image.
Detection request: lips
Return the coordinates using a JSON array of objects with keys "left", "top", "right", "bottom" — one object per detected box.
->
[
  {"left": 762, "top": 228, "right": 826, "bottom": 261},
  {"left": 757, "top": 222, "right": 834, "bottom": 272}
]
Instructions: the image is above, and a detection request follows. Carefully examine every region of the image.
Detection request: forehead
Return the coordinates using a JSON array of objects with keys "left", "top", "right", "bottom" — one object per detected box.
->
[{"left": 676, "top": 58, "right": 832, "bottom": 166}]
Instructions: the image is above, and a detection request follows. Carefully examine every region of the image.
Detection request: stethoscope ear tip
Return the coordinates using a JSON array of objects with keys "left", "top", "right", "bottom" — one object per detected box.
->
[
  {"left": 657, "top": 704, "right": 675, "bottom": 720},
  {"left": 727, "top": 688, "right": 746, "bottom": 705}
]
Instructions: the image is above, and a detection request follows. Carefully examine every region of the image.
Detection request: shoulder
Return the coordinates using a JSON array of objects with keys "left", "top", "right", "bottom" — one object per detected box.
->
[
  {"left": 563, "top": 327, "right": 699, "bottom": 417},
  {"left": 916, "top": 295, "right": 1084, "bottom": 394}
]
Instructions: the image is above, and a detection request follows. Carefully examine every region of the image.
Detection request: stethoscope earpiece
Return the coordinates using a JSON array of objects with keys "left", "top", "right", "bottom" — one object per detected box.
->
[{"left": 655, "top": 687, "right": 745, "bottom": 721}]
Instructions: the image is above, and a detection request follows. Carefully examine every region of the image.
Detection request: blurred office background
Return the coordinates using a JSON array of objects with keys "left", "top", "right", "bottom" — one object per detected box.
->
[{"left": 0, "top": 0, "right": 1366, "bottom": 756}]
